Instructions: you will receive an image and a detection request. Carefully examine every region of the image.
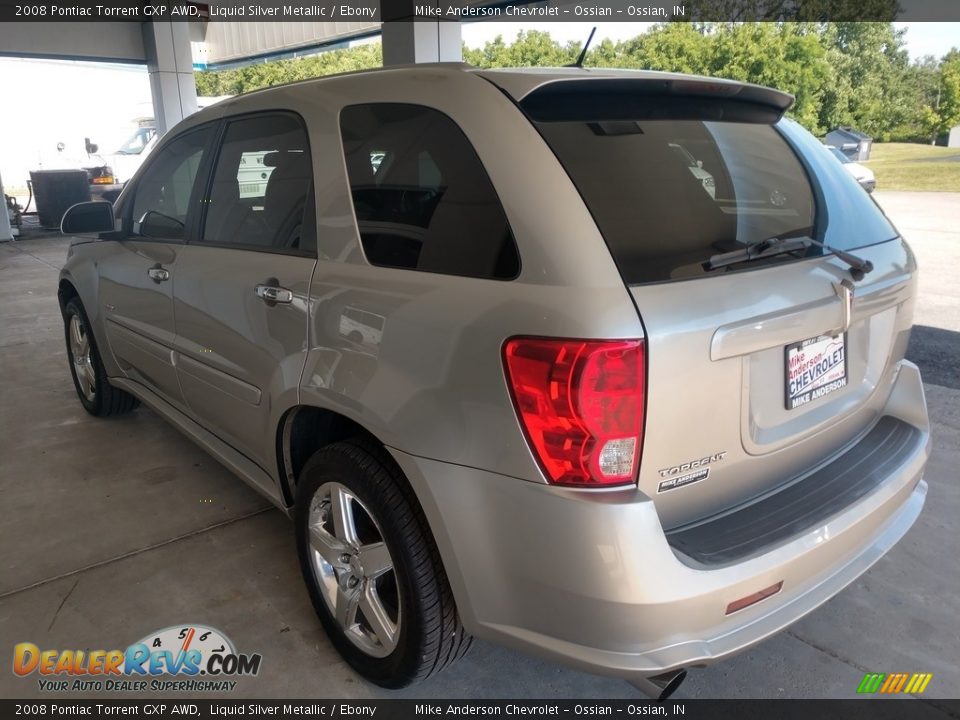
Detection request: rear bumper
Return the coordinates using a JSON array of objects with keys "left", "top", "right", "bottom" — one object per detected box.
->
[{"left": 389, "top": 361, "right": 929, "bottom": 680}]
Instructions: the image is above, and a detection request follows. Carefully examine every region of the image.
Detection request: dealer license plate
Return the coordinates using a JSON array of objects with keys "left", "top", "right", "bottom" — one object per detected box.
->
[{"left": 785, "top": 333, "right": 847, "bottom": 410}]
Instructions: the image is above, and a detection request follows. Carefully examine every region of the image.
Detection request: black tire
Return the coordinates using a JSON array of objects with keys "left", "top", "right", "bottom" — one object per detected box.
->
[
  {"left": 63, "top": 297, "right": 140, "bottom": 417},
  {"left": 295, "top": 438, "right": 472, "bottom": 687}
]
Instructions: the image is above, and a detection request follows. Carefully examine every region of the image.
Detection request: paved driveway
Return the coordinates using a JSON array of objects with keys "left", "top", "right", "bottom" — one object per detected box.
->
[{"left": 0, "top": 191, "right": 957, "bottom": 701}]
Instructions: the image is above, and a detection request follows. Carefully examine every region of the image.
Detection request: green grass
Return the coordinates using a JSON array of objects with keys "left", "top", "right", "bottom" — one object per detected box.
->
[{"left": 865, "top": 143, "right": 960, "bottom": 192}]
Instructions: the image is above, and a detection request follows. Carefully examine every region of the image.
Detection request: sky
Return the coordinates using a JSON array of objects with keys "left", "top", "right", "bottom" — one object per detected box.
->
[
  {"left": 893, "top": 21, "right": 960, "bottom": 60},
  {"left": 460, "top": 21, "right": 656, "bottom": 48},
  {"left": 1, "top": 21, "right": 957, "bottom": 193},
  {"left": 0, "top": 59, "right": 153, "bottom": 192}
]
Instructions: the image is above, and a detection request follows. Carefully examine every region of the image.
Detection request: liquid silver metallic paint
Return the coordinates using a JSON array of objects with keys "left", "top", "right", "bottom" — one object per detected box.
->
[{"left": 58, "top": 64, "right": 930, "bottom": 683}]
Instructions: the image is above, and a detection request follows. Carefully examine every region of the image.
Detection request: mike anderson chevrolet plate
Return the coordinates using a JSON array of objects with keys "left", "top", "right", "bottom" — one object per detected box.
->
[{"left": 785, "top": 333, "right": 848, "bottom": 410}]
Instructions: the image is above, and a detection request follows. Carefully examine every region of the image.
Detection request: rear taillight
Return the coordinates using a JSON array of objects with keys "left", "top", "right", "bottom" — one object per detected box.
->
[{"left": 503, "top": 337, "right": 646, "bottom": 487}]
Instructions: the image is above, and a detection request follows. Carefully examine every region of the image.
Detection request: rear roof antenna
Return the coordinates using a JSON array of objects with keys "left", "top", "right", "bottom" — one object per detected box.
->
[{"left": 568, "top": 27, "right": 597, "bottom": 68}]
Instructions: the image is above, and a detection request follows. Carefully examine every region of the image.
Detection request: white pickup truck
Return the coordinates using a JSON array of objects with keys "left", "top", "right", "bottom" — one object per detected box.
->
[{"left": 83, "top": 96, "right": 232, "bottom": 201}]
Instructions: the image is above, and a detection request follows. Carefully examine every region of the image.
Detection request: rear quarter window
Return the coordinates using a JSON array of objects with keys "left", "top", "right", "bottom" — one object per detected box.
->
[{"left": 339, "top": 103, "right": 520, "bottom": 281}]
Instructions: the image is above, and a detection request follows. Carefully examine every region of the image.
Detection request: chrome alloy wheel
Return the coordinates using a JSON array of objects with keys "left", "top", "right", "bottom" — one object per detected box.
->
[
  {"left": 307, "top": 482, "right": 400, "bottom": 658},
  {"left": 69, "top": 314, "right": 96, "bottom": 402}
]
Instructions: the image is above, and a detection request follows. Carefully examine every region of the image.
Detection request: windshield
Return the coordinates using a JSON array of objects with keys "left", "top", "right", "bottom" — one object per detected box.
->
[
  {"left": 116, "top": 127, "right": 156, "bottom": 155},
  {"left": 827, "top": 146, "right": 851, "bottom": 164},
  {"left": 532, "top": 116, "right": 817, "bottom": 284}
]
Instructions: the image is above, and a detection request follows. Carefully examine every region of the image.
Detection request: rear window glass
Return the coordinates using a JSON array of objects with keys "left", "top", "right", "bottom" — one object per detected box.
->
[
  {"left": 528, "top": 84, "right": 899, "bottom": 285},
  {"left": 532, "top": 116, "right": 818, "bottom": 284}
]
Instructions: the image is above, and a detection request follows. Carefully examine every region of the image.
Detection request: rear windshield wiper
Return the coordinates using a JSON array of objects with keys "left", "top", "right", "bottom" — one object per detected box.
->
[{"left": 704, "top": 236, "right": 874, "bottom": 281}]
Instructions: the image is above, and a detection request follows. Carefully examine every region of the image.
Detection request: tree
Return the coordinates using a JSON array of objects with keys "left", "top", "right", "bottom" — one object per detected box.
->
[
  {"left": 194, "top": 22, "right": 946, "bottom": 145},
  {"left": 683, "top": 0, "right": 898, "bottom": 21},
  {"left": 591, "top": 23, "right": 712, "bottom": 74},
  {"left": 707, "top": 23, "right": 830, "bottom": 131},
  {"left": 816, "top": 22, "right": 915, "bottom": 140},
  {"left": 922, "top": 49, "right": 960, "bottom": 143},
  {"left": 195, "top": 43, "right": 382, "bottom": 96},
  {"left": 463, "top": 30, "right": 577, "bottom": 67}
]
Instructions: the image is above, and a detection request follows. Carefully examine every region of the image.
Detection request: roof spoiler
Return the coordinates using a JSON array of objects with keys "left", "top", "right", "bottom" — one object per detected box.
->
[{"left": 520, "top": 77, "right": 795, "bottom": 124}]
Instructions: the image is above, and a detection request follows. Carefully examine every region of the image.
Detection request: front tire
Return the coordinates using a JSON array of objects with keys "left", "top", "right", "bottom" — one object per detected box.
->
[
  {"left": 63, "top": 297, "right": 139, "bottom": 417},
  {"left": 295, "top": 439, "right": 471, "bottom": 687}
]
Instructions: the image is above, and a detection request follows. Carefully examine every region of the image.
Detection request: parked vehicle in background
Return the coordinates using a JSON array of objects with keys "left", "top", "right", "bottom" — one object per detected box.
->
[
  {"left": 29, "top": 138, "right": 123, "bottom": 205},
  {"left": 47, "top": 97, "right": 232, "bottom": 205},
  {"left": 237, "top": 150, "right": 276, "bottom": 199},
  {"left": 83, "top": 163, "right": 123, "bottom": 203},
  {"left": 106, "top": 121, "right": 159, "bottom": 187},
  {"left": 826, "top": 144, "right": 876, "bottom": 192},
  {"left": 77, "top": 136, "right": 125, "bottom": 204},
  {"left": 105, "top": 98, "right": 231, "bottom": 186},
  {"left": 57, "top": 65, "right": 929, "bottom": 698},
  {"left": 668, "top": 141, "right": 716, "bottom": 198},
  {"left": 370, "top": 151, "right": 387, "bottom": 173}
]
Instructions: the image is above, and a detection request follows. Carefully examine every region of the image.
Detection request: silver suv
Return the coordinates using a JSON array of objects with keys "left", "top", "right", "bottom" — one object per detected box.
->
[{"left": 58, "top": 65, "right": 930, "bottom": 696}]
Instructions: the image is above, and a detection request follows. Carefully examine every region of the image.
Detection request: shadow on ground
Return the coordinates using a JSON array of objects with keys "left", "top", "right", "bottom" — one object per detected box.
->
[{"left": 907, "top": 325, "right": 960, "bottom": 390}]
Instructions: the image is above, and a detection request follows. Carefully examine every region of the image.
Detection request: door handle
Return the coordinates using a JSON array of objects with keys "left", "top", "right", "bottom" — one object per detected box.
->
[
  {"left": 147, "top": 266, "right": 170, "bottom": 283},
  {"left": 255, "top": 284, "right": 293, "bottom": 305}
]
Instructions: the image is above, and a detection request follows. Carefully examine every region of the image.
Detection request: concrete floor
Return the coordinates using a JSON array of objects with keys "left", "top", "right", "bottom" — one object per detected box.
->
[{"left": 1, "top": 191, "right": 957, "bottom": 700}]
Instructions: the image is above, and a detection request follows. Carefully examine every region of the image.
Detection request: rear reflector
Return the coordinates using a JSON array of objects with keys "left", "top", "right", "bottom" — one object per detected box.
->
[
  {"left": 503, "top": 337, "right": 645, "bottom": 487},
  {"left": 725, "top": 581, "right": 784, "bottom": 615}
]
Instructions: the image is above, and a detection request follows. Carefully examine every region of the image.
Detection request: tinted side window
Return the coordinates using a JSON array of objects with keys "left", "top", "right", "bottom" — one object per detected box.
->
[
  {"left": 131, "top": 127, "right": 210, "bottom": 240},
  {"left": 339, "top": 104, "right": 519, "bottom": 280},
  {"left": 201, "top": 114, "right": 313, "bottom": 254}
]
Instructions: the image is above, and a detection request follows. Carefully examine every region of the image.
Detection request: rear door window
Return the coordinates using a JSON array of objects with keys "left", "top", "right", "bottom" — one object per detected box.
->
[
  {"left": 339, "top": 103, "right": 519, "bottom": 280},
  {"left": 201, "top": 114, "right": 313, "bottom": 255}
]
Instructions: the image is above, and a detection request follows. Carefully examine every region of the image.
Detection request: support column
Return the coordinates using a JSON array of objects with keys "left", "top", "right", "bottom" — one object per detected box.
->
[
  {"left": 0, "top": 171, "right": 13, "bottom": 242},
  {"left": 142, "top": 21, "right": 198, "bottom": 137},
  {"left": 381, "top": 1, "right": 462, "bottom": 66}
]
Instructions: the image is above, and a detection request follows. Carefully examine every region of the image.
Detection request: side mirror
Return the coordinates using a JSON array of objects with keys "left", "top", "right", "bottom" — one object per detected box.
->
[{"left": 61, "top": 201, "right": 115, "bottom": 236}]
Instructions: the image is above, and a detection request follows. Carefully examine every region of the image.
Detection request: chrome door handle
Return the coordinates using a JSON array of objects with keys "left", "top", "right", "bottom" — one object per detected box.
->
[
  {"left": 255, "top": 284, "right": 293, "bottom": 305},
  {"left": 147, "top": 267, "right": 170, "bottom": 283}
]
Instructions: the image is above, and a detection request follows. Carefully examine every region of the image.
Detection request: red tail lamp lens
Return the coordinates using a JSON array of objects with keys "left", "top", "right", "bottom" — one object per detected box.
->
[{"left": 503, "top": 338, "right": 646, "bottom": 487}]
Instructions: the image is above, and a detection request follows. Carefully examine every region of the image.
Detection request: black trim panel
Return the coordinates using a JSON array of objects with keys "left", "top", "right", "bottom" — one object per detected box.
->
[{"left": 666, "top": 416, "right": 923, "bottom": 566}]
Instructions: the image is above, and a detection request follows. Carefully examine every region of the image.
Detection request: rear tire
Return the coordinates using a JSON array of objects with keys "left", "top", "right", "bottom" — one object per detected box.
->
[
  {"left": 63, "top": 297, "right": 139, "bottom": 417},
  {"left": 294, "top": 438, "right": 471, "bottom": 687}
]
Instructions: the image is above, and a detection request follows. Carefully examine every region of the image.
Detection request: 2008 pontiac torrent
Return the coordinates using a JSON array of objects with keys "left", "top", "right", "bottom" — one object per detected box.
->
[{"left": 57, "top": 64, "right": 930, "bottom": 697}]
